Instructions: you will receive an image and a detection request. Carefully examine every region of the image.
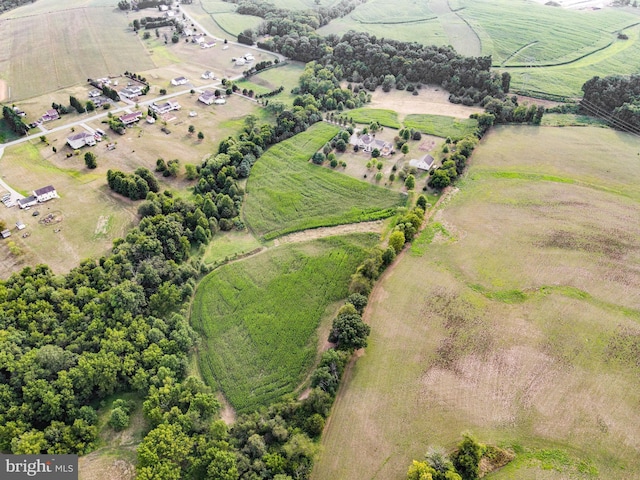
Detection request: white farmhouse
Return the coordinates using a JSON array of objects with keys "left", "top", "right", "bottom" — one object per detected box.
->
[
  {"left": 67, "top": 132, "right": 96, "bottom": 149},
  {"left": 34, "top": 185, "right": 58, "bottom": 203},
  {"left": 171, "top": 77, "right": 188, "bottom": 86}
]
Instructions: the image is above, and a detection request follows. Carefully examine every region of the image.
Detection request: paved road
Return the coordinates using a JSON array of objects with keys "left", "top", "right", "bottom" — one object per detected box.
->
[{"left": 0, "top": 5, "right": 285, "bottom": 196}]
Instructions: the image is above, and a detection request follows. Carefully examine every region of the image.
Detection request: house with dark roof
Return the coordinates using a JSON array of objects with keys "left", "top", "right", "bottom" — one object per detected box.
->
[
  {"left": 18, "top": 196, "right": 38, "bottom": 209},
  {"left": 198, "top": 90, "right": 216, "bottom": 105},
  {"left": 150, "top": 100, "right": 181, "bottom": 114},
  {"left": 119, "top": 111, "right": 143, "bottom": 125},
  {"left": 409, "top": 154, "right": 435, "bottom": 171},
  {"left": 34, "top": 185, "right": 57, "bottom": 203},
  {"left": 41, "top": 109, "right": 59, "bottom": 122},
  {"left": 67, "top": 132, "right": 96, "bottom": 149}
]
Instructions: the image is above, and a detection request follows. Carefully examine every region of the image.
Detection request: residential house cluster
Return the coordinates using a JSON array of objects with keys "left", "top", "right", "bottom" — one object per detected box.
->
[{"left": 350, "top": 133, "right": 394, "bottom": 156}]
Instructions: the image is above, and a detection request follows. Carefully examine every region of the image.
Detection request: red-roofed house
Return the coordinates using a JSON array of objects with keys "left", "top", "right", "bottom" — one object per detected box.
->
[{"left": 119, "top": 111, "right": 143, "bottom": 125}]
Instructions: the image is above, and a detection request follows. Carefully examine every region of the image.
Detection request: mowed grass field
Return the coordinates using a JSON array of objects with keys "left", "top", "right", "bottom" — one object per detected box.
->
[
  {"left": 237, "top": 62, "right": 305, "bottom": 106},
  {"left": 244, "top": 122, "right": 406, "bottom": 239},
  {"left": 313, "top": 126, "right": 640, "bottom": 480},
  {"left": 0, "top": 3, "right": 154, "bottom": 101},
  {"left": 404, "top": 114, "right": 478, "bottom": 139},
  {"left": 348, "top": 108, "right": 401, "bottom": 128},
  {"left": 191, "top": 233, "right": 379, "bottom": 412}
]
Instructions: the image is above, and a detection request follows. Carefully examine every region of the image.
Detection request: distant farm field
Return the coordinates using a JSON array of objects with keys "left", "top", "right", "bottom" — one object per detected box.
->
[
  {"left": 244, "top": 122, "right": 406, "bottom": 239},
  {"left": 313, "top": 126, "right": 640, "bottom": 480},
  {"left": 237, "top": 62, "right": 304, "bottom": 105},
  {"left": 403, "top": 114, "right": 478, "bottom": 139},
  {"left": 191, "top": 233, "right": 379, "bottom": 412},
  {"left": 0, "top": 6, "right": 154, "bottom": 101}
]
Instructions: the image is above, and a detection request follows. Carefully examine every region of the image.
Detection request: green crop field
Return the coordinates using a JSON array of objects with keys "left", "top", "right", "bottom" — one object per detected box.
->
[
  {"left": 403, "top": 114, "right": 478, "bottom": 139},
  {"left": 0, "top": 4, "right": 154, "bottom": 101},
  {"left": 244, "top": 122, "right": 406, "bottom": 239},
  {"left": 191, "top": 233, "right": 379, "bottom": 412},
  {"left": 215, "top": 12, "right": 264, "bottom": 36},
  {"left": 312, "top": 125, "right": 640, "bottom": 480},
  {"left": 348, "top": 108, "right": 401, "bottom": 128}
]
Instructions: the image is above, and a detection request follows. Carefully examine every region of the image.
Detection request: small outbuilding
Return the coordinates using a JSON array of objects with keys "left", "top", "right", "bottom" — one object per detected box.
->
[
  {"left": 16, "top": 221, "right": 25, "bottom": 230},
  {"left": 1, "top": 230, "right": 11, "bottom": 239},
  {"left": 409, "top": 154, "right": 435, "bottom": 171},
  {"left": 171, "top": 77, "right": 188, "bottom": 86}
]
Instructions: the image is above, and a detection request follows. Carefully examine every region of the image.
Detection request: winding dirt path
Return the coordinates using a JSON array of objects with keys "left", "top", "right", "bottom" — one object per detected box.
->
[{"left": 273, "top": 220, "right": 384, "bottom": 246}]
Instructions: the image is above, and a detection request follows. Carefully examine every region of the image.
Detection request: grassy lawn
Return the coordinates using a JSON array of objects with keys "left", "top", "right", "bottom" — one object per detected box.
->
[
  {"left": 244, "top": 122, "right": 406, "bottom": 239},
  {"left": 202, "top": 230, "right": 262, "bottom": 267},
  {"left": 403, "top": 114, "right": 478, "bottom": 139},
  {"left": 347, "top": 108, "right": 401, "bottom": 128},
  {"left": 0, "top": 141, "right": 138, "bottom": 278},
  {"left": 313, "top": 125, "right": 640, "bottom": 480},
  {"left": 237, "top": 62, "right": 305, "bottom": 106},
  {"left": 191, "top": 233, "right": 379, "bottom": 412}
]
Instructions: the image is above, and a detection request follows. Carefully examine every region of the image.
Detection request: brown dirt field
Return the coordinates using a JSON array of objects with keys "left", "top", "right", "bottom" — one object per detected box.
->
[
  {"left": 369, "top": 87, "right": 483, "bottom": 120},
  {"left": 0, "top": 79, "right": 7, "bottom": 102},
  {"left": 79, "top": 449, "right": 136, "bottom": 480}
]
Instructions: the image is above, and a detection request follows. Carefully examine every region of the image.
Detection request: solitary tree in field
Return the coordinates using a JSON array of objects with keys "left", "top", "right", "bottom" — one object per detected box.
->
[
  {"left": 188, "top": 125, "right": 195, "bottom": 135},
  {"left": 405, "top": 174, "right": 415, "bottom": 190},
  {"left": 197, "top": 131, "right": 204, "bottom": 141},
  {"left": 84, "top": 152, "right": 97, "bottom": 169}
]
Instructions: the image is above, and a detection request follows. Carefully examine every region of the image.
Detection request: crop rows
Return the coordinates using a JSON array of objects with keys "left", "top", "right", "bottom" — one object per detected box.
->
[{"left": 191, "top": 234, "right": 379, "bottom": 411}]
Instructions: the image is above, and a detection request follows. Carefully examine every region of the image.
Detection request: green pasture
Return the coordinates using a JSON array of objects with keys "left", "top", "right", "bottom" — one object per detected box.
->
[
  {"left": 313, "top": 125, "right": 640, "bottom": 480},
  {"left": 0, "top": 5, "right": 154, "bottom": 101},
  {"left": 244, "top": 122, "right": 406, "bottom": 239},
  {"left": 215, "top": 12, "right": 264, "bottom": 36},
  {"left": 262, "top": 0, "right": 342, "bottom": 10},
  {"left": 348, "top": 108, "right": 401, "bottom": 128},
  {"left": 403, "top": 114, "right": 478, "bottom": 139},
  {"left": 191, "top": 233, "right": 379, "bottom": 412},
  {"left": 237, "top": 62, "right": 305, "bottom": 105},
  {"left": 202, "top": 230, "right": 262, "bottom": 267}
]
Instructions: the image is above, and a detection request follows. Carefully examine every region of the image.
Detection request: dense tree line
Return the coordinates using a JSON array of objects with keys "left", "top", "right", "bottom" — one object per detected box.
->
[
  {"left": 581, "top": 74, "right": 640, "bottom": 133},
  {"left": 69, "top": 96, "right": 85, "bottom": 114},
  {"left": 0, "top": 0, "right": 38, "bottom": 14},
  {"left": 253, "top": 28, "right": 505, "bottom": 105},
  {"left": 2, "top": 105, "right": 29, "bottom": 135},
  {"left": 0, "top": 186, "right": 214, "bottom": 453}
]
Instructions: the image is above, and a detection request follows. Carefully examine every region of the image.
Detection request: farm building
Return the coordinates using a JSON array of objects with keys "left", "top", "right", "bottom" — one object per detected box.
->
[
  {"left": 201, "top": 71, "right": 214, "bottom": 79},
  {"left": 353, "top": 134, "right": 394, "bottom": 156},
  {"left": 1, "top": 230, "right": 10, "bottom": 239},
  {"left": 41, "top": 109, "right": 59, "bottom": 122},
  {"left": 409, "top": 154, "right": 435, "bottom": 171},
  {"left": 201, "top": 41, "right": 216, "bottom": 49},
  {"left": 193, "top": 35, "right": 205, "bottom": 45},
  {"left": 88, "top": 89, "right": 101, "bottom": 98},
  {"left": 234, "top": 58, "right": 246, "bottom": 66},
  {"left": 34, "top": 185, "right": 57, "bottom": 203},
  {"left": 198, "top": 90, "right": 216, "bottom": 105},
  {"left": 214, "top": 98, "right": 226, "bottom": 105},
  {"left": 244, "top": 53, "right": 254, "bottom": 62},
  {"left": 67, "top": 131, "right": 96, "bottom": 149},
  {"left": 119, "top": 111, "right": 143, "bottom": 125},
  {"left": 18, "top": 196, "right": 37, "bottom": 209},
  {"left": 16, "top": 221, "right": 25, "bottom": 230},
  {"left": 171, "top": 76, "right": 188, "bottom": 86},
  {"left": 146, "top": 116, "right": 156, "bottom": 124},
  {"left": 150, "top": 100, "right": 181, "bottom": 114}
]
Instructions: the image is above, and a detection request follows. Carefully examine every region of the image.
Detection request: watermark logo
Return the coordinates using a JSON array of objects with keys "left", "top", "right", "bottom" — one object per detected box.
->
[{"left": 1, "top": 455, "right": 78, "bottom": 479}]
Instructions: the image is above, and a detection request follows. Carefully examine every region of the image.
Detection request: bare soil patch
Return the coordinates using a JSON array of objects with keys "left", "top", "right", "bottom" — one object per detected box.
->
[
  {"left": 369, "top": 87, "right": 483, "bottom": 120},
  {"left": 0, "top": 79, "right": 8, "bottom": 102},
  {"left": 273, "top": 220, "right": 383, "bottom": 245}
]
